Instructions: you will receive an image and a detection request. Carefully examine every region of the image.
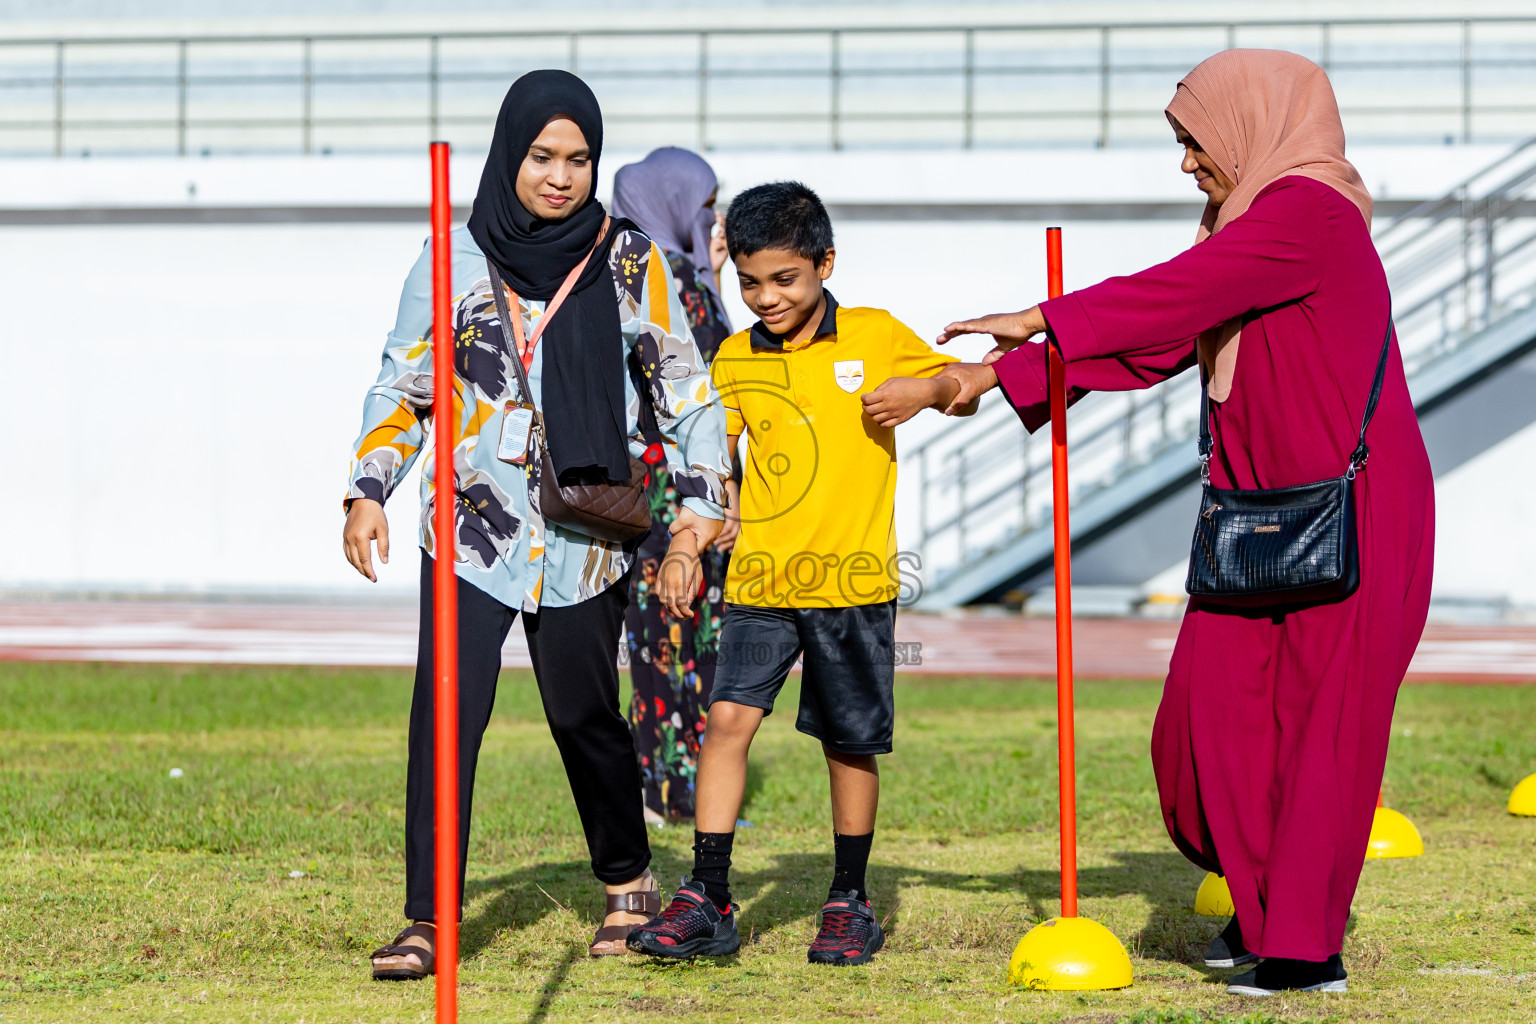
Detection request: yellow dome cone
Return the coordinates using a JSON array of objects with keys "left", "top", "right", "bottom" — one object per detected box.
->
[
  {"left": 1193, "top": 872, "right": 1235, "bottom": 917},
  {"left": 1509, "top": 773, "right": 1536, "bottom": 816},
  {"left": 1366, "top": 804, "right": 1423, "bottom": 859},
  {"left": 1008, "top": 916, "right": 1134, "bottom": 991}
]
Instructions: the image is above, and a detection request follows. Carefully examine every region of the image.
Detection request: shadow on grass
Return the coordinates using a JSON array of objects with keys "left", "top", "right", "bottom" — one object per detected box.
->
[
  {"left": 722, "top": 849, "right": 1212, "bottom": 962},
  {"left": 456, "top": 847, "right": 695, "bottom": 957},
  {"left": 461, "top": 860, "right": 591, "bottom": 957},
  {"left": 458, "top": 848, "right": 1224, "bottom": 968},
  {"left": 657, "top": 848, "right": 1217, "bottom": 965},
  {"left": 525, "top": 942, "right": 583, "bottom": 1024},
  {"left": 1006, "top": 851, "right": 1217, "bottom": 965}
]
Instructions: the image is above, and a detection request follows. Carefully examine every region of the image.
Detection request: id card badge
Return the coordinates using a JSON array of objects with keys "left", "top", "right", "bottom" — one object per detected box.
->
[{"left": 497, "top": 402, "right": 536, "bottom": 465}]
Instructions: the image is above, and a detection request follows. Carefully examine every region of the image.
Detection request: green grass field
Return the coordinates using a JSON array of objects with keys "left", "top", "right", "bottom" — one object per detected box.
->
[{"left": 2, "top": 660, "right": 1534, "bottom": 1023}]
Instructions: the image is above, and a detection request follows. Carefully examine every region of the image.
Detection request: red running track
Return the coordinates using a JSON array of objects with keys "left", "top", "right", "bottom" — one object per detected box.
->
[{"left": 0, "top": 599, "right": 1531, "bottom": 682}]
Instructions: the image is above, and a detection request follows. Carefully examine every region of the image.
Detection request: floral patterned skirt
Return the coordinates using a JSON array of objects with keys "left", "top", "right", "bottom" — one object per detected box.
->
[{"left": 625, "top": 526, "right": 728, "bottom": 820}]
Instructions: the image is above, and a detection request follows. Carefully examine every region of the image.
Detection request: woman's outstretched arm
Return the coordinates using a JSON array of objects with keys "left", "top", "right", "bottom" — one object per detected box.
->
[
  {"left": 936, "top": 178, "right": 1330, "bottom": 428},
  {"left": 980, "top": 336, "right": 1198, "bottom": 432}
]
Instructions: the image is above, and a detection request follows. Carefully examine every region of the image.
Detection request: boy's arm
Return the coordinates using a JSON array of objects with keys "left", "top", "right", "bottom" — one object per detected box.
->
[
  {"left": 862, "top": 376, "right": 976, "bottom": 427},
  {"left": 861, "top": 315, "right": 978, "bottom": 426}
]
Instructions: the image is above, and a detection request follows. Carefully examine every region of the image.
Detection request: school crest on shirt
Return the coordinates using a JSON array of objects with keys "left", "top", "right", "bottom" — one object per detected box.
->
[{"left": 833, "top": 359, "right": 865, "bottom": 393}]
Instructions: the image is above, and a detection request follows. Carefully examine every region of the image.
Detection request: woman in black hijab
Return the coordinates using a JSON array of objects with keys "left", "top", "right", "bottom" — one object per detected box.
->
[
  {"left": 343, "top": 70, "right": 732, "bottom": 972},
  {"left": 468, "top": 71, "right": 632, "bottom": 483}
]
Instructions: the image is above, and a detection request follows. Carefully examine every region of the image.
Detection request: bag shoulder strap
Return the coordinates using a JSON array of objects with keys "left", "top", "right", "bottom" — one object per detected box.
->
[
  {"left": 486, "top": 259, "right": 538, "bottom": 413},
  {"left": 1349, "top": 319, "right": 1395, "bottom": 471},
  {"left": 486, "top": 258, "right": 557, "bottom": 471},
  {"left": 490, "top": 256, "right": 656, "bottom": 467},
  {"left": 1197, "top": 369, "right": 1214, "bottom": 478},
  {"left": 1198, "top": 318, "right": 1394, "bottom": 480},
  {"left": 485, "top": 220, "right": 612, "bottom": 413}
]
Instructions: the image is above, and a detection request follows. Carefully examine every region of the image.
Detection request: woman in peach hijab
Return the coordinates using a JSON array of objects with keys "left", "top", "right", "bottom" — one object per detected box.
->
[{"left": 936, "top": 50, "right": 1434, "bottom": 996}]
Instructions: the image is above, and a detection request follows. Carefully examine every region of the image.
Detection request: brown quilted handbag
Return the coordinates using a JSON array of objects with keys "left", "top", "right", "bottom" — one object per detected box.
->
[
  {"left": 488, "top": 260, "right": 653, "bottom": 544},
  {"left": 532, "top": 423, "right": 652, "bottom": 543}
]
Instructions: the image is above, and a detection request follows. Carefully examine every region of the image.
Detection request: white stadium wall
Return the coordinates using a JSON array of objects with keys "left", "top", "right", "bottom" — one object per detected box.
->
[{"left": 2, "top": 145, "right": 1533, "bottom": 607}]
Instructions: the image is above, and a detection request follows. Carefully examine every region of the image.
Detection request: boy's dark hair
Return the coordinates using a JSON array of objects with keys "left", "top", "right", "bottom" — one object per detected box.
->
[{"left": 724, "top": 181, "right": 833, "bottom": 264}]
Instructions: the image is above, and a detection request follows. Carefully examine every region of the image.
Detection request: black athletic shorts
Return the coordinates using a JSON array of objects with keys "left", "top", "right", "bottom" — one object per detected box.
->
[{"left": 709, "top": 600, "right": 896, "bottom": 755}]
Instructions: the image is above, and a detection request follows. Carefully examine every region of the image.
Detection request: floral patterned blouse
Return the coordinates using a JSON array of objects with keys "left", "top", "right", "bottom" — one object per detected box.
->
[{"left": 346, "top": 225, "right": 730, "bottom": 611}]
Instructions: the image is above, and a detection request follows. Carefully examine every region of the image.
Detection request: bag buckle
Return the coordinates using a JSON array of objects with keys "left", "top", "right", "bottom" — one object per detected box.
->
[{"left": 1347, "top": 441, "right": 1370, "bottom": 480}]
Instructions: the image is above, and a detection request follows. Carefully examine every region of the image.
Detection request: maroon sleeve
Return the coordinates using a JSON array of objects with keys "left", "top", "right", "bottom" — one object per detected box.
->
[
  {"left": 1044, "top": 178, "right": 1326, "bottom": 362},
  {"left": 995, "top": 178, "right": 1328, "bottom": 432},
  {"left": 994, "top": 336, "right": 1196, "bottom": 433}
]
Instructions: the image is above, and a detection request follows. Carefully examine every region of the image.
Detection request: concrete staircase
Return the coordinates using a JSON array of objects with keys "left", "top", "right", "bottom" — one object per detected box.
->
[{"left": 913, "top": 136, "right": 1536, "bottom": 608}]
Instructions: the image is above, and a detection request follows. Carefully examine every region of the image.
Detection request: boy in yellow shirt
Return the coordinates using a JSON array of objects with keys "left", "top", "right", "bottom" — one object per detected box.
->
[{"left": 630, "top": 181, "right": 975, "bottom": 965}]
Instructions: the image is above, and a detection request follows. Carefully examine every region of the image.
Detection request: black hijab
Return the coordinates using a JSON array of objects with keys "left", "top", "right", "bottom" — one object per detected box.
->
[{"left": 468, "top": 69, "right": 633, "bottom": 485}]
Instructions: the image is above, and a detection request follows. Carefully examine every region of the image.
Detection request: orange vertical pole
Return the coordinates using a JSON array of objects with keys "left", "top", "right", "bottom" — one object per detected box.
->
[
  {"left": 1045, "top": 226, "right": 1078, "bottom": 920},
  {"left": 429, "top": 140, "right": 459, "bottom": 1024}
]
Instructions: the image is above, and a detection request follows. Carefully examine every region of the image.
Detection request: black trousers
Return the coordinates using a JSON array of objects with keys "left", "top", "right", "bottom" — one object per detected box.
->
[{"left": 404, "top": 551, "right": 650, "bottom": 921}]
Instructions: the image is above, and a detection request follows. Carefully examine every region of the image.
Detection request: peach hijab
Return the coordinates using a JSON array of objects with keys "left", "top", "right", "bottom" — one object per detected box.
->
[{"left": 1165, "top": 49, "right": 1372, "bottom": 401}]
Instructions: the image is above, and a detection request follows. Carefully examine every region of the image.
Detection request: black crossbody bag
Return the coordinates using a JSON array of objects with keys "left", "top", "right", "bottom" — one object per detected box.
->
[{"left": 1185, "top": 320, "right": 1393, "bottom": 606}]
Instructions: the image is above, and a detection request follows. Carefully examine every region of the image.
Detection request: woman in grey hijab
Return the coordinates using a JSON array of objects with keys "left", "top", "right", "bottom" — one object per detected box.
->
[{"left": 611, "top": 147, "right": 736, "bottom": 822}]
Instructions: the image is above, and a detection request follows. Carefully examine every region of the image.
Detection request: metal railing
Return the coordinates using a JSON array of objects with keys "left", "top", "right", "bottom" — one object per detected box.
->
[
  {"left": 1375, "top": 137, "right": 1536, "bottom": 372},
  {"left": 5, "top": 16, "right": 1536, "bottom": 157},
  {"left": 911, "top": 135, "right": 1536, "bottom": 586}
]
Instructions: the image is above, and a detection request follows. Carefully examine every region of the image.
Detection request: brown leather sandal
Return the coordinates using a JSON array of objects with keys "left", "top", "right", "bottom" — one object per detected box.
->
[
  {"left": 371, "top": 922, "right": 436, "bottom": 980},
  {"left": 590, "top": 877, "right": 662, "bottom": 956}
]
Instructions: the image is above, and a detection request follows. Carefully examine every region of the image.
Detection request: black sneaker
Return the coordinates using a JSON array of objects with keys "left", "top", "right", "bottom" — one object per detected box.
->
[
  {"left": 626, "top": 878, "right": 741, "bottom": 959},
  {"left": 1227, "top": 954, "right": 1347, "bottom": 996},
  {"left": 807, "top": 890, "right": 884, "bottom": 966},
  {"left": 1204, "top": 916, "right": 1257, "bottom": 968}
]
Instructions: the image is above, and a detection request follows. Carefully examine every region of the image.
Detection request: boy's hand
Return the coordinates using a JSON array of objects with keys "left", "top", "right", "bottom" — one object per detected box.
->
[
  {"left": 343, "top": 498, "right": 389, "bottom": 582},
  {"left": 658, "top": 529, "right": 704, "bottom": 619},
  {"left": 712, "top": 478, "right": 741, "bottom": 553},
  {"left": 935, "top": 363, "right": 1000, "bottom": 415},
  {"left": 862, "top": 377, "right": 942, "bottom": 428}
]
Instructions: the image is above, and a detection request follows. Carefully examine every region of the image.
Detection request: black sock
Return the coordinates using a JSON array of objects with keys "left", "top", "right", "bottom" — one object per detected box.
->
[
  {"left": 831, "top": 831, "right": 874, "bottom": 902},
  {"left": 692, "top": 831, "right": 734, "bottom": 911}
]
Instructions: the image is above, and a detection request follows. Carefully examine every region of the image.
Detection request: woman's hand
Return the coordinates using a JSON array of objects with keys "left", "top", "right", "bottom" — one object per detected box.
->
[
  {"left": 342, "top": 498, "right": 389, "bottom": 582},
  {"left": 670, "top": 505, "right": 723, "bottom": 550},
  {"left": 657, "top": 529, "right": 704, "bottom": 619},
  {"left": 712, "top": 478, "right": 740, "bottom": 553},
  {"left": 709, "top": 212, "right": 729, "bottom": 275},
  {"left": 935, "top": 305, "right": 1048, "bottom": 352},
  {"left": 934, "top": 363, "right": 1000, "bottom": 415}
]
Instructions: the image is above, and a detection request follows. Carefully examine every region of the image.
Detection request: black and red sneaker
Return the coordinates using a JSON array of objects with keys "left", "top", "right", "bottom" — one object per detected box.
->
[
  {"left": 626, "top": 878, "right": 741, "bottom": 959},
  {"left": 808, "top": 890, "right": 884, "bottom": 966}
]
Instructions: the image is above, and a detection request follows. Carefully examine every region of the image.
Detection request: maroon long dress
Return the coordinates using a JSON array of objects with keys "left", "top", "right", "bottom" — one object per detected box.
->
[{"left": 993, "top": 176, "right": 1435, "bottom": 961}]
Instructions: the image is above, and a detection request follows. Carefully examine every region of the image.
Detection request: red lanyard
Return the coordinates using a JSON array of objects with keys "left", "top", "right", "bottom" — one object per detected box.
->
[{"left": 502, "top": 227, "right": 604, "bottom": 372}]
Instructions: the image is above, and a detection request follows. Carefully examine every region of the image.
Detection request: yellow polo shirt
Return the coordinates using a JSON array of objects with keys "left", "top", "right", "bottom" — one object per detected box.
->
[{"left": 711, "top": 293, "right": 955, "bottom": 608}]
